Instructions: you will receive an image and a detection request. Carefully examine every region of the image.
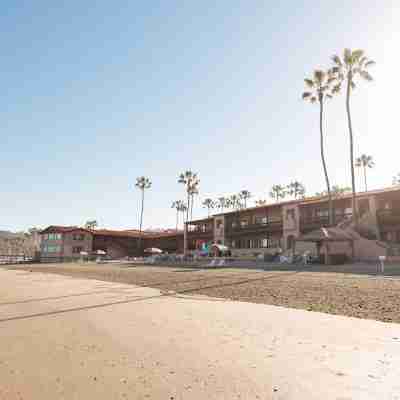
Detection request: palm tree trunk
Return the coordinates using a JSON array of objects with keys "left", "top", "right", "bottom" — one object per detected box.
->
[
  {"left": 364, "top": 165, "right": 367, "bottom": 192},
  {"left": 138, "top": 189, "right": 144, "bottom": 253},
  {"left": 346, "top": 74, "right": 358, "bottom": 225},
  {"left": 176, "top": 209, "right": 179, "bottom": 231},
  {"left": 190, "top": 194, "right": 194, "bottom": 220},
  {"left": 319, "top": 97, "right": 333, "bottom": 225}
]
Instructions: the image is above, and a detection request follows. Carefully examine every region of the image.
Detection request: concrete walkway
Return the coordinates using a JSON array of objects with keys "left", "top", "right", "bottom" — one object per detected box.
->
[{"left": 0, "top": 268, "right": 399, "bottom": 399}]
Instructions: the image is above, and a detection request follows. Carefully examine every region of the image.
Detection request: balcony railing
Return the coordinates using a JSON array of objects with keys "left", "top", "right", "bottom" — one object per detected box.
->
[
  {"left": 225, "top": 220, "right": 283, "bottom": 236},
  {"left": 299, "top": 213, "right": 352, "bottom": 232}
]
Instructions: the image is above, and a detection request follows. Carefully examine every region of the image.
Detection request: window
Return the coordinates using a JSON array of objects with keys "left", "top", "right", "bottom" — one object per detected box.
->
[
  {"left": 262, "top": 238, "right": 268, "bottom": 248},
  {"left": 43, "top": 245, "right": 61, "bottom": 253},
  {"left": 254, "top": 215, "right": 267, "bottom": 225},
  {"left": 240, "top": 219, "right": 249, "bottom": 228},
  {"left": 72, "top": 246, "right": 83, "bottom": 254},
  {"left": 216, "top": 220, "right": 223, "bottom": 228},
  {"left": 231, "top": 240, "right": 236, "bottom": 248},
  {"left": 232, "top": 221, "right": 237, "bottom": 228},
  {"left": 73, "top": 233, "right": 85, "bottom": 241}
]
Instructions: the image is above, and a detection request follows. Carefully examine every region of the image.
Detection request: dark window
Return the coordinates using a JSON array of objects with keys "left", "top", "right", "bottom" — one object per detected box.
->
[
  {"left": 72, "top": 246, "right": 83, "bottom": 254},
  {"left": 73, "top": 234, "right": 85, "bottom": 241}
]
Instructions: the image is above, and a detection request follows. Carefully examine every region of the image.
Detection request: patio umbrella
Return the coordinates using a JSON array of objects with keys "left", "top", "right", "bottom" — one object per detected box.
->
[{"left": 144, "top": 248, "right": 163, "bottom": 254}]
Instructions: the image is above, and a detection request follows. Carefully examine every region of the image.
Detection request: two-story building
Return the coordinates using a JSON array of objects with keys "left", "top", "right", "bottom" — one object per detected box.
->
[{"left": 185, "top": 186, "right": 400, "bottom": 258}]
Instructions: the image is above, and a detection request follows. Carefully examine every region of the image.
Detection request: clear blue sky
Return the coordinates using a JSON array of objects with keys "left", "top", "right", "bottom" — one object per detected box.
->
[{"left": 2, "top": 1, "right": 399, "bottom": 231}]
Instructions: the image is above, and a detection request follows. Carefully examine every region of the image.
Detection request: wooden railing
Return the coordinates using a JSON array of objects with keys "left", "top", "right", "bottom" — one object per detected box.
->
[{"left": 225, "top": 220, "right": 283, "bottom": 236}]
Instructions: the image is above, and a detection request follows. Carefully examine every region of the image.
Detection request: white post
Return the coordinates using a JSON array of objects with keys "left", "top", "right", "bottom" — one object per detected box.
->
[
  {"left": 379, "top": 255, "right": 386, "bottom": 274},
  {"left": 183, "top": 222, "right": 188, "bottom": 257}
]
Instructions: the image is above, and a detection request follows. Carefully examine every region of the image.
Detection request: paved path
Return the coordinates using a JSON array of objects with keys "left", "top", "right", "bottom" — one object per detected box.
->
[{"left": 0, "top": 268, "right": 399, "bottom": 399}]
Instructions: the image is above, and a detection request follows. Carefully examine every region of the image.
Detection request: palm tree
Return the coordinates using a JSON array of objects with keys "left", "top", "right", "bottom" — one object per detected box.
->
[
  {"left": 303, "top": 69, "right": 336, "bottom": 225},
  {"left": 84, "top": 220, "right": 98, "bottom": 230},
  {"left": 217, "top": 197, "right": 228, "bottom": 213},
  {"left": 287, "top": 181, "right": 306, "bottom": 199},
  {"left": 355, "top": 154, "right": 374, "bottom": 192},
  {"left": 331, "top": 49, "right": 375, "bottom": 224},
  {"left": 269, "top": 185, "right": 286, "bottom": 202},
  {"left": 202, "top": 198, "right": 215, "bottom": 217},
  {"left": 255, "top": 199, "right": 267, "bottom": 206},
  {"left": 229, "top": 194, "right": 241, "bottom": 211},
  {"left": 135, "top": 176, "right": 152, "bottom": 250},
  {"left": 171, "top": 201, "right": 184, "bottom": 231},
  {"left": 178, "top": 171, "right": 200, "bottom": 222},
  {"left": 239, "top": 190, "right": 251, "bottom": 208}
]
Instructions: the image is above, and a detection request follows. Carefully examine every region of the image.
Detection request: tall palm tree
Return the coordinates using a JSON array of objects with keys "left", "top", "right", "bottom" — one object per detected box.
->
[
  {"left": 331, "top": 49, "right": 375, "bottom": 224},
  {"left": 135, "top": 176, "right": 152, "bottom": 250},
  {"left": 178, "top": 171, "right": 200, "bottom": 222},
  {"left": 202, "top": 198, "right": 215, "bottom": 217},
  {"left": 239, "top": 190, "right": 251, "bottom": 208},
  {"left": 287, "top": 181, "right": 306, "bottom": 199},
  {"left": 355, "top": 154, "right": 374, "bottom": 192},
  {"left": 269, "top": 185, "right": 286, "bottom": 202},
  {"left": 303, "top": 69, "right": 336, "bottom": 225}
]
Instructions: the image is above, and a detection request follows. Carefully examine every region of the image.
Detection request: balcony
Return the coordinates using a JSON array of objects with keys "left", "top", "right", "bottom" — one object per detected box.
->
[
  {"left": 225, "top": 220, "right": 283, "bottom": 236},
  {"left": 187, "top": 229, "right": 213, "bottom": 239},
  {"left": 377, "top": 209, "right": 400, "bottom": 227},
  {"left": 299, "top": 213, "right": 352, "bottom": 233}
]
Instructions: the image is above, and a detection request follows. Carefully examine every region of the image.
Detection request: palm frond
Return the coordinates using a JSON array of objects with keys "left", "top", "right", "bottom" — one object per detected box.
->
[
  {"left": 352, "top": 49, "right": 364, "bottom": 61},
  {"left": 302, "top": 92, "right": 312, "bottom": 99},
  {"left": 344, "top": 48, "right": 352, "bottom": 64},
  {"left": 304, "top": 78, "right": 314, "bottom": 88},
  {"left": 314, "top": 70, "right": 325, "bottom": 84},
  {"left": 360, "top": 71, "right": 373, "bottom": 81},
  {"left": 350, "top": 81, "right": 356, "bottom": 90},
  {"left": 365, "top": 60, "right": 375, "bottom": 68},
  {"left": 310, "top": 96, "right": 317, "bottom": 103},
  {"left": 331, "top": 55, "right": 342, "bottom": 66}
]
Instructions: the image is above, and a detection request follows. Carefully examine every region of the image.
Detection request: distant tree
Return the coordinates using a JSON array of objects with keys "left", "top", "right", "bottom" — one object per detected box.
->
[
  {"left": 239, "top": 190, "right": 251, "bottom": 208},
  {"left": 269, "top": 185, "right": 286, "bottom": 202},
  {"left": 202, "top": 198, "right": 215, "bottom": 217},
  {"left": 316, "top": 185, "right": 351, "bottom": 198},
  {"left": 287, "top": 181, "right": 306, "bottom": 199},
  {"left": 355, "top": 154, "right": 374, "bottom": 192},
  {"left": 171, "top": 201, "right": 185, "bottom": 231},
  {"left": 330, "top": 48, "right": 375, "bottom": 224},
  {"left": 135, "top": 176, "right": 152, "bottom": 249},
  {"left": 217, "top": 197, "right": 229, "bottom": 213},
  {"left": 84, "top": 220, "right": 98, "bottom": 230},
  {"left": 255, "top": 199, "right": 267, "bottom": 206},
  {"left": 229, "top": 194, "right": 242, "bottom": 211}
]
